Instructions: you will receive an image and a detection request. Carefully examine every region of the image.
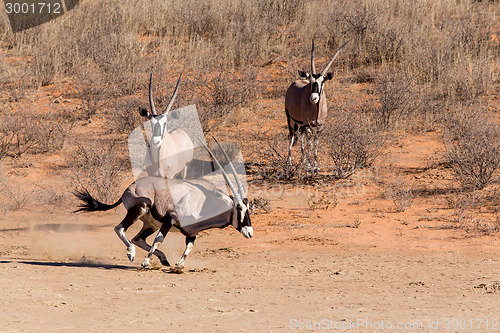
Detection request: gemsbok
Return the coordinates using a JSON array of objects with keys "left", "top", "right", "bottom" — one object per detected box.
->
[
  {"left": 74, "top": 139, "right": 252, "bottom": 269},
  {"left": 138, "top": 73, "right": 194, "bottom": 179},
  {"left": 285, "top": 39, "right": 350, "bottom": 173}
]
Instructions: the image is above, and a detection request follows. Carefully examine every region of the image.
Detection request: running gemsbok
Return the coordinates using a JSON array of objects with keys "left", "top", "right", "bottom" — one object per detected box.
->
[
  {"left": 138, "top": 73, "right": 194, "bottom": 179},
  {"left": 74, "top": 139, "right": 252, "bottom": 269},
  {"left": 285, "top": 39, "right": 350, "bottom": 173}
]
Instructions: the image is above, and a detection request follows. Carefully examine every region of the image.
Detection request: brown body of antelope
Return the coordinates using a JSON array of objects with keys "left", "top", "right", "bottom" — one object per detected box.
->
[
  {"left": 74, "top": 140, "right": 252, "bottom": 270},
  {"left": 285, "top": 39, "right": 350, "bottom": 172}
]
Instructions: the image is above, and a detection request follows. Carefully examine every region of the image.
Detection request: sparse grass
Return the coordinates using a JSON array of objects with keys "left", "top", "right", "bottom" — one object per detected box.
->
[
  {"left": 350, "top": 218, "right": 361, "bottom": 228},
  {"left": 307, "top": 192, "right": 337, "bottom": 210}
]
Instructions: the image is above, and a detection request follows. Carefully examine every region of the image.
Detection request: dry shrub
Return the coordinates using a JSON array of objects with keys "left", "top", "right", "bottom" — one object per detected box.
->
[
  {"left": 254, "top": 131, "right": 298, "bottom": 181},
  {"left": 66, "top": 140, "right": 127, "bottom": 202},
  {"left": 307, "top": 192, "right": 337, "bottom": 210},
  {"left": 105, "top": 97, "right": 144, "bottom": 135},
  {"left": 188, "top": 69, "right": 260, "bottom": 134},
  {"left": 29, "top": 110, "right": 77, "bottom": 154},
  {"left": 34, "top": 184, "right": 69, "bottom": 214},
  {"left": 23, "top": 0, "right": 146, "bottom": 87},
  {"left": 443, "top": 105, "right": 500, "bottom": 190},
  {"left": 405, "top": 1, "right": 497, "bottom": 101},
  {"left": 74, "top": 65, "right": 108, "bottom": 120},
  {"left": 386, "top": 179, "right": 414, "bottom": 212},
  {"left": 3, "top": 0, "right": 496, "bottom": 115},
  {"left": 324, "top": 107, "right": 382, "bottom": 179},
  {"left": 249, "top": 197, "right": 272, "bottom": 214},
  {"left": 0, "top": 110, "right": 75, "bottom": 159},
  {"left": 245, "top": 130, "right": 311, "bottom": 182},
  {"left": 448, "top": 190, "right": 500, "bottom": 235},
  {"left": 0, "top": 167, "right": 35, "bottom": 219},
  {"left": 323, "top": 0, "right": 407, "bottom": 67},
  {"left": 446, "top": 56, "right": 492, "bottom": 101},
  {"left": 365, "top": 68, "right": 416, "bottom": 129}
]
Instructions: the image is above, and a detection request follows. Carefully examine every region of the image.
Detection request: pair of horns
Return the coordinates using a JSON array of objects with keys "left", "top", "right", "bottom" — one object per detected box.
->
[
  {"left": 310, "top": 39, "right": 351, "bottom": 76},
  {"left": 200, "top": 138, "right": 246, "bottom": 205},
  {"left": 149, "top": 73, "right": 182, "bottom": 116}
]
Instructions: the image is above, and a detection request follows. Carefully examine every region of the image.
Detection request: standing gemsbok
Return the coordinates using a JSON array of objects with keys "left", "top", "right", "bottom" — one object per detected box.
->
[
  {"left": 285, "top": 39, "right": 350, "bottom": 173},
  {"left": 138, "top": 73, "right": 194, "bottom": 179},
  {"left": 74, "top": 139, "right": 252, "bottom": 269}
]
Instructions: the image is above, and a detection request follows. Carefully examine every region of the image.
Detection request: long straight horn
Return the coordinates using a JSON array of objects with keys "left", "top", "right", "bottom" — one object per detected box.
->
[
  {"left": 149, "top": 72, "right": 158, "bottom": 116},
  {"left": 320, "top": 39, "right": 351, "bottom": 77},
  {"left": 212, "top": 137, "right": 246, "bottom": 199},
  {"left": 163, "top": 74, "right": 182, "bottom": 114},
  {"left": 199, "top": 139, "right": 242, "bottom": 203},
  {"left": 311, "top": 39, "right": 316, "bottom": 74}
]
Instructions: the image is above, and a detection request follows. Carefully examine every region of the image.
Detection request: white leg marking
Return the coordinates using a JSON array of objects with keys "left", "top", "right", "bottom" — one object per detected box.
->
[
  {"left": 241, "top": 226, "right": 254, "bottom": 239},
  {"left": 114, "top": 225, "right": 135, "bottom": 262},
  {"left": 175, "top": 242, "right": 194, "bottom": 269},
  {"left": 141, "top": 257, "right": 151, "bottom": 269},
  {"left": 142, "top": 231, "right": 164, "bottom": 268},
  {"left": 287, "top": 135, "right": 295, "bottom": 164},
  {"left": 127, "top": 245, "right": 136, "bottom": 262}
]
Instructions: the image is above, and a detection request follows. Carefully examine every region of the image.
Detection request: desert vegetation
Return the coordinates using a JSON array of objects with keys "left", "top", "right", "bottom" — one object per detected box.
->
[{"left": 0, "top": 0, "right": 498, "bottom": 234}]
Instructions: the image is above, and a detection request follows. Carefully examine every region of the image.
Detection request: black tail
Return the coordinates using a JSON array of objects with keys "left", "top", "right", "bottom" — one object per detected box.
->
[{"left": 73, "top": 188, "right": 122, "bottom": 213}]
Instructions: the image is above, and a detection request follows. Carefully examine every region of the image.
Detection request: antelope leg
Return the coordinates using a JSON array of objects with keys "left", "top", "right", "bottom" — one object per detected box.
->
[
  {"left": 175, "top": 236, "right": 197, "bottom": 269},
  {"left": 287, "top": 134, "right": 295, "bottom": 165},
  {"left": 114, "top": 204, "right": 147, "bottom": 263},
  {"left": 132, "top": 225, "right": 169, "bottom": 266},
  {"left": 142, "top": 221, "right": 172, "bottom": 269}
]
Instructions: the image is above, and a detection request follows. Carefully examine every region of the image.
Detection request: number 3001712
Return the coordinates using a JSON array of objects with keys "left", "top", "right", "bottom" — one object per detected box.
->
[{"left": 5, "top": 2, "right": 62, "bottom": 14}]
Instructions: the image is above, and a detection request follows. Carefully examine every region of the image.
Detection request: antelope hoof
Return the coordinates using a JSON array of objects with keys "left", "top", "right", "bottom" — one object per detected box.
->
[
  {"left": 175, "top": 261, "right": 185, "bottom": 270},
  {"left": 127, "top": 245, "right": 136, "bottom": 262},
  {"left": 141, "top": 258, "right": 152, "bottom": 270}
]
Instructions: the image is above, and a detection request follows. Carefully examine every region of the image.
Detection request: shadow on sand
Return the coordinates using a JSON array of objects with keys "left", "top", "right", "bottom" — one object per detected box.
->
[
  {"left": 0, "top": 223, "right": 113, "bottom": 234},
  {"left": 0, "top": 259, "right": 135, "bottom": 271}
]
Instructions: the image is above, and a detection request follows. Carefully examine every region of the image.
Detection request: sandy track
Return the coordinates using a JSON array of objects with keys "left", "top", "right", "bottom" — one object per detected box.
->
[{"left": 1, "top": 209, "right": 500, "bottom": 332}]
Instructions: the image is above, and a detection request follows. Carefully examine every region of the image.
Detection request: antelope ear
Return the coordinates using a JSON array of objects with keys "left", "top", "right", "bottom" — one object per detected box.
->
[
  {"left": 138, "top": 107, "right": 151, "bottom": 119},
  {"left": 325, "top": 72, "right": 334, "bottom": 81},
  {"left": 298, "top": 70, "right": 309, "bottom": 79}
]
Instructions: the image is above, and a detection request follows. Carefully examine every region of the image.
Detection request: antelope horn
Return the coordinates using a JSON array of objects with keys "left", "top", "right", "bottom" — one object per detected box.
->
[
  {"left": 149, "top": 72, "right": 158, "bottom": 116},
  {"left": 320, "top": 40, "right": 351, "bottom": 77},
  {"left": 163, "top": 74, "right": 182, "bottom": 114},
  {"left": 198, "top": 139, "right": 242, "bottom": 204},
  {"left": 311, "top": 39, "right": 316, "bottom": 74},
  {"left": 212, "top": 137, "right": 245, "bottom": 199}
]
